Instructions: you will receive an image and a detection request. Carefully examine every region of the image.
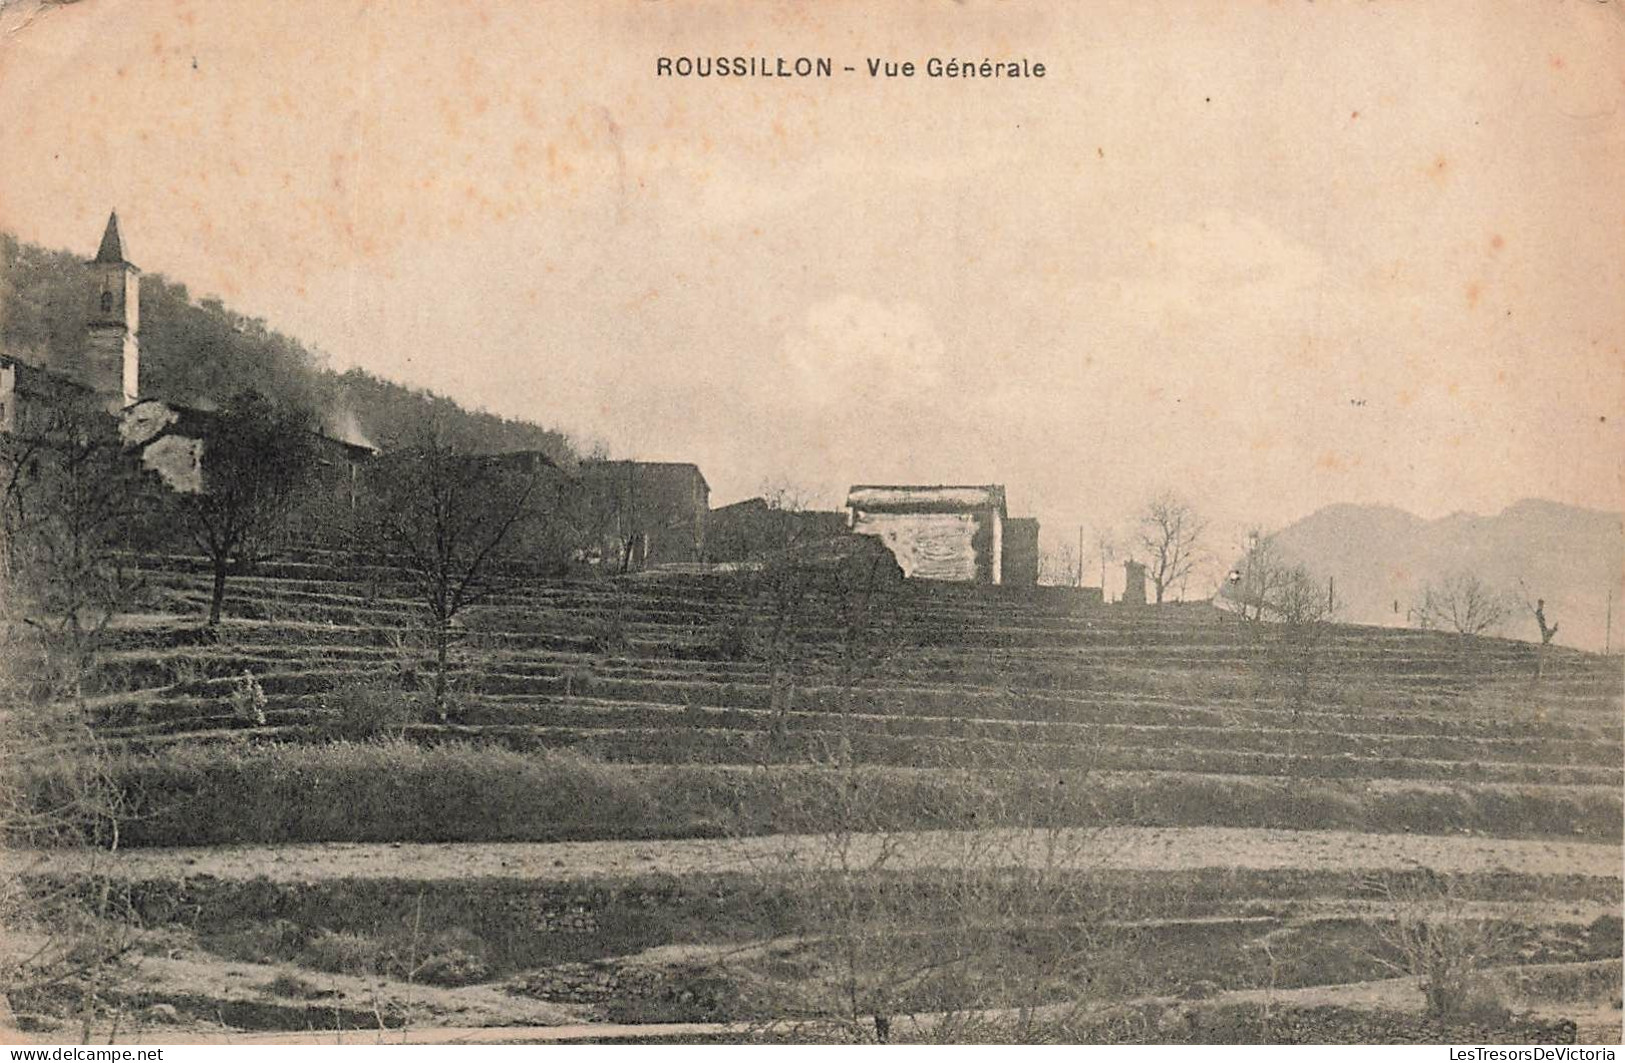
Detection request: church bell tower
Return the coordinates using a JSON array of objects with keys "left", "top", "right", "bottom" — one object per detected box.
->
[{"left": 85, "top": 211, "right": 140, "bottom": 411}]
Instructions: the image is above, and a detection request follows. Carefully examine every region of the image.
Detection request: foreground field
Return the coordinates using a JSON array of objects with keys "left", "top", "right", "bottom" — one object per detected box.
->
[{"left": 7, "top": 553, "right": 1623, "bottom": 1043}]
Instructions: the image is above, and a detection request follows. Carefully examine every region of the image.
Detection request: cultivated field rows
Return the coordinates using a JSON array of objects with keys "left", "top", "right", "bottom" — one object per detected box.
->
[
  {"left": 133, "top": 567, "right": 1616, "bottom": 668},
  {"left": 22, "top": 552, "right": 1616, "bottom": 1040},
  {"left": 72, "top": 563, "right": 1625, "bottom": 805}
]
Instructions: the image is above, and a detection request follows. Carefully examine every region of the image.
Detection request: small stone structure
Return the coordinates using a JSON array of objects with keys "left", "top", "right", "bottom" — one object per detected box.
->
[
  {"left": 1001, "top": 517, "right": 1041, "bottom": 587},
  {"left": 1122, "top": 559, "right": 1148, "bottom": 605},
  {"left": 0, "top": 356, "right": 103, "bottom": 440}
]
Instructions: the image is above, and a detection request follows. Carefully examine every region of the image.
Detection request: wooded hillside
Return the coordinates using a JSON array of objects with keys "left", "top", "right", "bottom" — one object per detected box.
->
[{"left": 0, "top": 232, "right": 576, "bottom": 461}]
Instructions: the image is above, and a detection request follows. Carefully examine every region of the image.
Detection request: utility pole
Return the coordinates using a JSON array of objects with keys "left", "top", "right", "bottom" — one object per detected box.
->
[
  {"left": 1327, "top": 575, "right": 1336, "bottom": 617},
  {"left": 1077, "top": 525, "right": 1084, "bottom": 589},
  {"left": 1607, "top": 588, "right": 1613, "bottom": 656},
  {"left": 1241, "top": 530, "right": 1259, "bottom": 620}
]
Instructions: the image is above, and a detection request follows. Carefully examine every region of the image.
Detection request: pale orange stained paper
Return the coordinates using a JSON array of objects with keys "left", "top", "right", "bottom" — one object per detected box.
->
[{"left": 0, "top": 0, "right": 1620, "bottom": 570}]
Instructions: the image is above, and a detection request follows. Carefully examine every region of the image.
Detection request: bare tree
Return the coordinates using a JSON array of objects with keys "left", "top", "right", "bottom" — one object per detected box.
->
[
  {"left": 1038, "top": 540, "right": 1079, "bottom": 588},
  {"left": 1094, "top": 528, "right": 1117, "bottom": 595},
  {"left": 574, "top": 450, "right": 656, "bottom": 575},
  {"left": 1221, "top": 529, "right": 1337, "bottom": 707},
  {"left": 1269, "top": 561, "right": 1334, "bottom": 628},
  {"left": 1228, "top": 529, "right": 1292, "bottom": 623},
  {"left": 607, "top": 461, "right": 644, "bottom": 574},
  {"left": 743, "top": 731, "right": 1118, "bottom": 1042},
  {"left": 175, "top": 389, "right": 317, "bottom": 626},
  {"left": 1515, "top": 582, "right": 1561, "bottom": 680},
  {"left": 1362, "top": 874, "right": 1515, "bottom": 1020},
  {"left": 1, "top": 417, "right": 141, "bottom": 1039},
  {"left": 1135, "top": 492, "right": 1205, "bottom": 604},
  {"left": 0, "top": 690, "right": 135, "bottom": 1043},
  {"left": 1, "top": 411, "right": 153, "bottom": 713},
  {"left": 728, "top": 541, "right": 1123, "bottom": 1042},
  {"left": 1414, "top": 572, "right": 1512, "bottom": 637},
  {"left": 1269, "top": 560, "right": 1337, "bottom": 709},
  {"left": 1532, "top": 598, "right": 1558, "bottom": 646},
  {"left": 754, "top": 487, "right": 891, "bottom": 755},
  {"left": 361, "top": 435, "right": 553, "bottom": 717}
]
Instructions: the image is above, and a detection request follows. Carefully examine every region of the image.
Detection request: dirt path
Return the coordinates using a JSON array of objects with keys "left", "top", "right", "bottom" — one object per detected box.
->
[
  {"left": 10, "top": 825, "right": 1620, "bottom": 882},
  {"left": 23, "top": 968, "right": 1621, "bottom": 1045}
]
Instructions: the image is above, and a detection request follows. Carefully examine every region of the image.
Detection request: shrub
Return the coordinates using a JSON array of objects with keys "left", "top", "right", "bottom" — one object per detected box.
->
[
  {"left": 1364, "top": 875, "right": 1515, "bottom": 1020},
  {"left": 227, "top": 918, "right": 310, "bottom": 963},
  {"left": 562, "top": 665, "right": 595, "bottom": 698},
  {"left": 229, "top": 671, "right": 268, "bottom": 726},
  {"left": 413, "top": 948, "right": 489, "bottom": 987},
  {"left": 1588, "top": 913, "right": 1623, "bottom": 950},
  {"left": 299, "top": 929, "right": 387, "bottom": 976},
  {"left": 709, "top": 613, "right": 757, "bottom": 662},
  {"left": 262, "top": 970, "right": 325, "bottom": 1000},
  {"left": 1455, "top": 974, "right": 1512, "bottom": 1026},
  {"left": 585, "top": 612, "right": 629, "bottom": 655},
  {"left": 314, "top": 679, "right": 419, "bottom": 741}
]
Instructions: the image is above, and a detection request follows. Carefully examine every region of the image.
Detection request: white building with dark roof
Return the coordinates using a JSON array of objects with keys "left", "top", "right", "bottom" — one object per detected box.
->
[{"left": 845, "top": 484, "right": 1014, "bottom": 584}]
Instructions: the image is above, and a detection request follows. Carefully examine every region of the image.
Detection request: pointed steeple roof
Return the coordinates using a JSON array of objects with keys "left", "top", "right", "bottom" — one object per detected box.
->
[{"left": 93, "top": 211, "right": 131, "bottom": 265}]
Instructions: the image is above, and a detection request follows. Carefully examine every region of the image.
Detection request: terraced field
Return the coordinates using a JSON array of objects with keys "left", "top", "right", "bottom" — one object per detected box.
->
[{"left": 11, "top": 550, "right": 1624, "bottom": 1043}]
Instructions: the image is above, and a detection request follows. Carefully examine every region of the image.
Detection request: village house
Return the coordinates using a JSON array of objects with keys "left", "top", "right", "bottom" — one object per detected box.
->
[
  {"left": 1, "top": 214, "right": 376, "bottom": 511},
  {"left": 6, "top": 216, "right": 1061, "bottom": 591},
  {"left": 844, "top": 484, "right": 1039, "bottom": 586},
  {"left": 575, "top": 459, "right": 710, "bottom": 571},
  {"left": 705, "top": 496, "right": 849, "bottom": 563}
]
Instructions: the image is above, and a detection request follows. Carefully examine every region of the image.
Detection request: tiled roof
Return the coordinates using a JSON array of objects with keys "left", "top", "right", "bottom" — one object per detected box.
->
[{"left": 846, "top": 484, "right": 1007, "bottom": 515}]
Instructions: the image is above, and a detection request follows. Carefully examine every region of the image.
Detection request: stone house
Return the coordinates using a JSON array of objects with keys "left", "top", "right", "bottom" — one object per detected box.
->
[
  {"left": 705, "top": 496, "right": 849, "bottom": 563},
  {"left": 576, "top": 460, "right": 709, "bottom": 571},
  {"left": 1, "top": 214, "right": 376, "bottom": 514},
  {"left": 845, "top": 484, "right": 1040, "bottom": 586}
]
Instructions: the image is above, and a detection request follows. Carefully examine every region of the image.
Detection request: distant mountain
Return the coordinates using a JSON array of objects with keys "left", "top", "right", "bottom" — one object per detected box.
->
[{"left": 1260, "top": 500, "right": 1624, "bottom": 652}]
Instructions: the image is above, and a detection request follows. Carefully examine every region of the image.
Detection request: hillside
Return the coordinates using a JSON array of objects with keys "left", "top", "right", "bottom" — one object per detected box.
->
[
  {"left": 8, "top": 559, "right": 1621, "bottom": 1041},
  {"left": 1264, "top": 500, "right": 1624, "bottom": 652},
  {"left": 0, "top": 232, "right": 574, "bottom": 460}
]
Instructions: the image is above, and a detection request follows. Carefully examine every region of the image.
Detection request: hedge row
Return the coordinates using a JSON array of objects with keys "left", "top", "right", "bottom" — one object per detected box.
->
[{"left": 16, "top": 739, "right": 1621, "bottom": 847}]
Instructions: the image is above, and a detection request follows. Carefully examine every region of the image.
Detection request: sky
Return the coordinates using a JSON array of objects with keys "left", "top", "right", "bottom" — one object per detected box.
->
[{"left": 1, "top": 0, "right": 1621, "bottom": 582}]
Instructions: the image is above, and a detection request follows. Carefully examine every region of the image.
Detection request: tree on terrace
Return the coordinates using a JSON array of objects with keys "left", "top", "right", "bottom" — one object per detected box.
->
[
  {"left": 361, "top": 433, "right": 554, "bottom": 716},
  {"left": 0, "top": 410, "right": 145, "bottom": 1037},
  {"left": 1038, "top": 539, "right": 1079, "bottom": 588},
  {"left": 1267, "top": 557, "right": 1337, "bottom": 710},
  {"left": 1094, "top": 527, "right": 1119, "bottom": 595},
  {"left": 714, "top": 480, "right": 883, "bottom": 753},
  {"left": 1135, "top": 491, "right": 1205, "bottom": 603},
  {"left": 1516, "top": 581, "right": 1562, "bottom": 680},
  {"left": 1414, "top": 572, "right": 1512, "bottom": 638},
  {"left": 1229, "top": 529, "right": 1292, "bottom": 623},
  {"left": 1224, "top": 528, "right": 1337, "bottom": 708},
  {"left": 1, "top": 407, "right": 156, "bottom": 711},
  {"left": 174, "top": 389, "right": 318, "bottom": 626}
]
